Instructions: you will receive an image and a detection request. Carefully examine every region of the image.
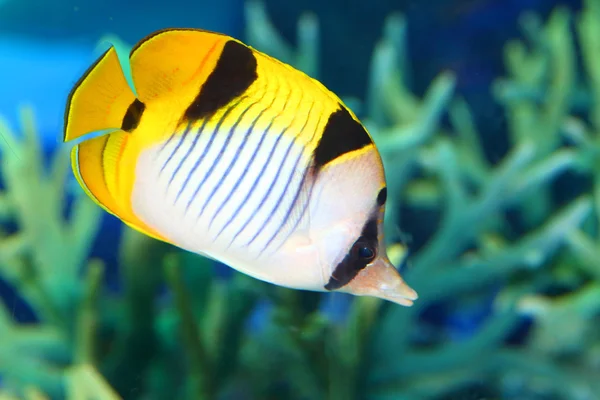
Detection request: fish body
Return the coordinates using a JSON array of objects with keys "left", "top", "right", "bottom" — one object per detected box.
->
[{"left": 63, "top": 28, "right": 418, "bottom": 306}]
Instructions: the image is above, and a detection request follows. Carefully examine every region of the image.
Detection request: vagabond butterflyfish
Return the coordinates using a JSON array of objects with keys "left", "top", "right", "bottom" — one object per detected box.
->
[{"left": 63, "top": 28, "right": 418, "bottom": 306}]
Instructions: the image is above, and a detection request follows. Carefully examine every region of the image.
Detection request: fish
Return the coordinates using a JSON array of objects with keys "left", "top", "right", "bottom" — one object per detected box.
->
[{"left": 62, "top": 28, "right": 418, "bottom": 306}]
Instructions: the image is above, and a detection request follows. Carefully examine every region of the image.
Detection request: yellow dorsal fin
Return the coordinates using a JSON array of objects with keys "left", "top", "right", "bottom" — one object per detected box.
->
[
  {"left": 64, "top": 46, "right": 137, "bottom": 142},
  {"left": 128, "top": 28, "right": 228, "bottom": 105}
]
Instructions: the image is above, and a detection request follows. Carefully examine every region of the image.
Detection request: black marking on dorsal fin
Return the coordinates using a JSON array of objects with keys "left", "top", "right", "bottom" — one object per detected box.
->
[
  {"left": 324, "top": 216, "right": 378, "bottom": 291},
  {"left": 121, "top": 98, "right": 146, "bottom": 132},
  {"left": 183, "top": 40, "right": 258, "bottom": 121},
  {"left": 313, "top": 105, "right": 373, "bottom": 171}
]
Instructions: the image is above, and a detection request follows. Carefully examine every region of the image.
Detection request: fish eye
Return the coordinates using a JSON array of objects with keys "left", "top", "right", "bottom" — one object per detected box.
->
[
  {"left": 358, "top": 246, "right": 374, "bottom": 260},
  {"left": 352, "top": 239, "right": 376, "bottom": 262}
]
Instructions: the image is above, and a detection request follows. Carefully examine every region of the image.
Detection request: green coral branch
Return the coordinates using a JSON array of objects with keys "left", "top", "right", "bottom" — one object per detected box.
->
[
  {"left": 579, "top": 0, "right": 600, "bottom": 130},
  {"left": 495, "top": 7, "right": 575, "bottom": 228},
  {"left": 418, "top": 196, "right": 592, "bottom": 299},
  {"left": 366, "top": 14, "right": 415, "bottom": 126},
  {"left": 0, "top": 387, "right": 50, "bottom": 400},
  {"left": 164, "top": 254, "right": 212, "bottom": 399},
  {"left": 163, "top": 251, "right": 261, "bottom": 400},
  {"left": 449, "top": 98, "right": 491, "bottom": 185},
  {"left": 371, "top": 311, "right": 518, "bottom": 387},
  {"left": 74, "top": 260, "right": 104, "bottom": 366},
  {"left": 374, "top": 72, "right": 456, "bottom": 156},
  {"left": 0, "top": 106, "right": 102, "bottom": 326},
  {"left": 65, "top": 364, "right": 121, "bottom": 400},
  {"left": 565, "top": 230, "right": 600, "bottom": 280},
  {"left": 244, "top": 0, "right": 319, "bottom": 79},
  {"left": 366, "top": 36, "right": 456, "bottom": 238}
]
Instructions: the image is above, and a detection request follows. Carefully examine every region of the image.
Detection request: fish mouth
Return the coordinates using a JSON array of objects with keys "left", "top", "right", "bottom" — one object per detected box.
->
[
  {"left": 343, "top": 257, "right": 418, "bottom": 306},
  {"left": 375, "top": 278, "right": 419, "bottom": 306}
]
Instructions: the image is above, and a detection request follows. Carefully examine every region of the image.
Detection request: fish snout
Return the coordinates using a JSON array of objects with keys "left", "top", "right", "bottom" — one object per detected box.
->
[{"left": 344, "top": 256, "right": 418, "bottom": 306}]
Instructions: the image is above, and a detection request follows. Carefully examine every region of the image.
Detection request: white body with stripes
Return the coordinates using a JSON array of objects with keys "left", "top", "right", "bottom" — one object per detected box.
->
[{"left": 132, "top": 127, "right": 384, "bottom": 291}]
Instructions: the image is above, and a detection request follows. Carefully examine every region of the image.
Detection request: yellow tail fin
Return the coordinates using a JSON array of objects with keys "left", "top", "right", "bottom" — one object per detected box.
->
[{"left": 63, "top": 46, "right": 137, "bottom": 142}]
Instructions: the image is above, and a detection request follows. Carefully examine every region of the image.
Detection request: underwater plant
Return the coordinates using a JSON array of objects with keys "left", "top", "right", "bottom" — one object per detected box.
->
[{"left": 0, "top": 0, "right": 599, "bottom": 399}]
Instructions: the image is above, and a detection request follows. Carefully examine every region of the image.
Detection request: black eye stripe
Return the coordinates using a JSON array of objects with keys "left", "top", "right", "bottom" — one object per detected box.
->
[
  {"left": 324, "top": 218, "right": 379, "bottom": 290},
  {"left": 377, "top": 187, "right": 387, "bottom": 206}
]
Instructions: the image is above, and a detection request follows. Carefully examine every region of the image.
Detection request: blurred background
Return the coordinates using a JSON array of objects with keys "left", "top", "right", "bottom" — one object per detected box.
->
[{"left": 1, "top": 0, "right": 599, "bottom": 399}]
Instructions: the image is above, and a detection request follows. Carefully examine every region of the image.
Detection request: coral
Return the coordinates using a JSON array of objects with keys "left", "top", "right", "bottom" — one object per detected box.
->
[
  {"left": 0, "top": 1, "right": 599, "bottom": 399},
  {"left": 246, "top": 1, "right": 600, "bottom": 399},
  {"left": 0, "top": 106, "right": 103, "bottom": 398},
  {"left": 363, "top": 1, "right": 599, "bottom": 399}
]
